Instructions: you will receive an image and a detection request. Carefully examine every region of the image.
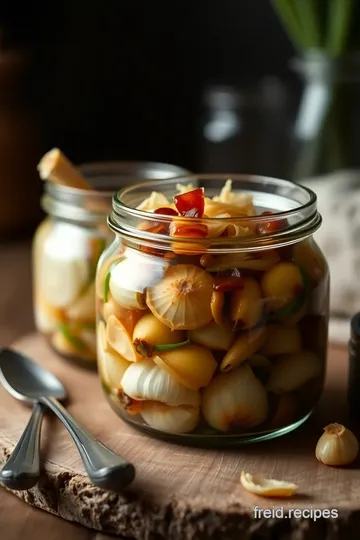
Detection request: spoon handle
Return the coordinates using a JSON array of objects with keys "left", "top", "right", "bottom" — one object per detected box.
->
[
  {"left": 41, "top": 396, "right": 135, "bottom": 492},
  {"left": 0, "top": 402, "right": 44, "bottom": 490}
]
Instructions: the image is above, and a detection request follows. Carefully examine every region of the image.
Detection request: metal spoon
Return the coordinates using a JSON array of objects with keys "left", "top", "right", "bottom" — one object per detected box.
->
[{"left": 0, "top": 348, "right": 135, "bottom": 492}]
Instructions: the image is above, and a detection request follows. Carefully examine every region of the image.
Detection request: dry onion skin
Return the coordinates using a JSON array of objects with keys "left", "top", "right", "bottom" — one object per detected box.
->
[
  {"left": 96, "top": 178, "right": 329, "bottom": 436},
  {"left": 240, "top": 471, "right": 298, "bottom": 498}
]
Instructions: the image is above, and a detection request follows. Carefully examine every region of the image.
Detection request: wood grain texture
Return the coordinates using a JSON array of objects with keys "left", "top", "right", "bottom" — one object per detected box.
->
[{"left": 1, "top": 333, "right": 360, "bottom": 540}]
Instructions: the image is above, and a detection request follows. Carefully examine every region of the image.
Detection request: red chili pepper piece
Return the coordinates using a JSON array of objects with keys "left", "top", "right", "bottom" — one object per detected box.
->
[
  {"left": 213, "top": 276, "right": 244, "bottom": 292},
  {"left": 154, "top": 207, "right": 178, "bottom": 216},
  {"left": 171, "top": 223, "right": 208, "bottom": 238},
  {"left": 144, "top": 222, "right": 168, "bottom": 235},
  {"left": 174, "top": 188, "right": 205, "bottom": 218},
  {"left": 258, "top": 211, "right": 287, "bottom": 234}
]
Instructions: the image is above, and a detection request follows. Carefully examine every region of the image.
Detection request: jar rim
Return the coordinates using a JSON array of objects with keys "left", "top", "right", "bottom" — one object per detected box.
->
[
  {"left": 41, "top": 160, "right": 192, "bottom": 224},
  {"left": 109, "top": 174, "right": 321, "bottom": 252}
]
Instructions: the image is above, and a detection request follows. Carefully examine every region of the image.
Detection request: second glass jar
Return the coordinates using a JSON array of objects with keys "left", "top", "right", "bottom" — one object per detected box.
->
[
  {"left": 32, "top": 161, "right": 191, "bottom": 368},
  {"left": 96, "top": 174, "right": 329, "bottom": 445}
]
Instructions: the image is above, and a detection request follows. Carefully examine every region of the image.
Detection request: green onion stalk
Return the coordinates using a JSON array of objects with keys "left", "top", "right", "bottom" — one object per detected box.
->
[{"left": 270, "top": 0, "right": 359, "bottom": 180}]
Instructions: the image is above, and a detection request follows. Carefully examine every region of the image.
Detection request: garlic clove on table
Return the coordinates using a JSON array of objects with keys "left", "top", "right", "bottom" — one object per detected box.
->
[{"left": 315, "top": 423, "right": 359, "bottom": 466}]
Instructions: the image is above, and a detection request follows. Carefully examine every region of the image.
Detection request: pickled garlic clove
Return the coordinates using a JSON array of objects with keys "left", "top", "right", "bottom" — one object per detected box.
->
[
  {"left": 136, "top": 191, "right": 170, "bottom": 211},
  {"left": 202, "top": 363, "right": 268, "bottom": 431},
  {"left": 230, "top": 277, "right": 263, "bottom": 329},
  {"left": 109, "top": 262, "right": 147, "bottom": 310},
  {"left": 188, "top": 319, "right": 234, "bottom": 351},
  {"left": 40, "top": 252, "right": 90, "bottom": 308},
  {"left": 220, "top": 327, "right": 268, "bottom": 373},
  {"left": 34, "top": 294, "right": 65, "bottom": 333},
  {"left": 211, "top": 290, "right": 224, "bottom": 324},
  {"left": 66, "top": 282, "right": 95, "bottom": 323},
  {"left": 97, "top": 321, "right": 130, "bottom": 390},
  {"left": 52, "top": 329, "right": 94, "bottom": 361},
  {"left": 281, "top": 303, "right": 307, "bottom": 326},
  {"left": 266, "top": 350, "right": 322, "bottom": 394},
  {"left": 240, "top": 471, "right": 298, "bottom": 498},
  {"left": 109, "top": 249, "right": 169, "bottom": 309},
  {"left": 292, "top": 240, "right": 327, "bottom": 285},
  {"left": 153, "top": 344, "right": 217, "bottom": 391},
  {"left": 39, "top": 223, "right": 90, "bottom": 308},
  {"left": 102, "top": 297, "right": 143, "bottom": 335},
  {"left": 140, "top": 402, "right": 200, "bottom": 434},
  {"left": 260, "top": 324, "right": 302, "bottom": 356},
  {"left": 203, "top": 250, "right": 280, "bottom": 273},
  {"left": 247, "top": 354, "right": 273, "bottom": 384},
  {"left": 102, "top": 295, "right": 126, "bottom": 323},
  {"left": 267, "top": 393, "right": 298, "bottom": 429},
  {"left": 120, "top": 360, "right": 201, "bottom": 407},
  {"left": 78, "top": 329, "right": 97, "bottom": 356},
  {"left": 106, "top": 315, "right": 141, "bottom": 362},
  {"left": 133, "top": 313, "right": 186, "bottom": 349},
  {"left": 146, "top": 264, "right": 213, "bottom": 330},
  {"left": 96, "top": 254, "right": 122, "bottom": 300},
  {"left": 261, "top": 262, "right": 304, "bottom": 311}
]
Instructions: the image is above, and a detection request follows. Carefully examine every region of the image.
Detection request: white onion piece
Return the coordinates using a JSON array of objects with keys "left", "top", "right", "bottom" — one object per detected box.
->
[
  {"left": 40, "top": 223, "right": 90, "bottom": 308},
  {"left": 202, "top": 363, "right": 268, "bottom": 431},
  {"left": 121, "top": 360, "right": 200, "bottom": 408},
  {"left": 109, "top": 249, "right": 168, "bottom": 309},
  {"left": 141, "top": 402, "right": 199, "bottom": 434},
  {"left": 66, "top": 282, "right": 95, "bottom": 322}
]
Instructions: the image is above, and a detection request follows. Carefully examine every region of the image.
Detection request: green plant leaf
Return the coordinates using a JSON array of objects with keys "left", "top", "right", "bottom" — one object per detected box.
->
[
  {"left": 326, "top": 0, "right": 355, "bottom": 56},
  {"left": 273, "top": 264, "right": 311, "bottom": 320},
  {"left": 153, "top": 339, "right": 191, "bottom": 352},
  {"left": 58, "top": 322, "right": 86, "bottom": 350},
  {"left": 103, "top": 260, "right": 120, "bottom": 302},
  {"left": 270, "top": 0, "right": 307, "bottom": 51},
  {"left": 292, "top": 0, "right": 322, "bottom": 49}
]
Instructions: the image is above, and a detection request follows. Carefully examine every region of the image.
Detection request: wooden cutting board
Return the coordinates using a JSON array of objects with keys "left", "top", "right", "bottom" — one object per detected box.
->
[{"left": 1, "top": 333, "right": 360, "bottom": 540}]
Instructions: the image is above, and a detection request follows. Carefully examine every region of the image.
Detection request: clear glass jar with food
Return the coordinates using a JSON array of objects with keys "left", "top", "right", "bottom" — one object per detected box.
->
[
  {"left": 33, "top": 161, "right": 191, "bottom": 368},
  {"left": 96, "top": 174, "right": 329, "bottom": 445}
]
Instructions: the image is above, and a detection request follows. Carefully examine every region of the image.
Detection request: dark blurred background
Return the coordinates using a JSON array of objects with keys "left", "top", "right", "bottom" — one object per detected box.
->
[{"left": 0, "top": 0, "right": 358, "bottom": 238}]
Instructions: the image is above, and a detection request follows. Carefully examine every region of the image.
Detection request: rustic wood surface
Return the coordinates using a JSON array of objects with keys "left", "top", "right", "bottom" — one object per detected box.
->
[{"left": 1, "top": 241, "right": 359, "bottom": 540}]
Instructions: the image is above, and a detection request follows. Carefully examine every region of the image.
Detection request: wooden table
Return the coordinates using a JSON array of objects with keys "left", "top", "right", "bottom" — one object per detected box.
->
[
  {"left": 0, "top": 241, "right": 352, "bottom": 540},
  {"left": 0, "top": 241, "right": 113, "bottom": 540}
]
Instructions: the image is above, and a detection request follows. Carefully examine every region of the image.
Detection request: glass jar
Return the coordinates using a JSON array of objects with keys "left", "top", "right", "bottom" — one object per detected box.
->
[
  {"left": 96, "top": 174, "right": 329, "bottom": 446},
  {"left": 33, "top": 161, "right": 191, "bottom": 368}
]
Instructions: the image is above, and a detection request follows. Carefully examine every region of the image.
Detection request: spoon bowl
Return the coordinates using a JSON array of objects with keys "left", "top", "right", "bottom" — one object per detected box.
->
[
  {"left": 0, "top": 348, "right": 66, "bottom": 402},
  {"left": 0, "top": 348, "right": 135, "bottom": 492}
]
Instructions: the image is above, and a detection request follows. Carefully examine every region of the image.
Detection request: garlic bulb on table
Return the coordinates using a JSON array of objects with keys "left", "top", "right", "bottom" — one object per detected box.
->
[
  {"left": 202, "top": 363, "right": 268, "bottom": 431},
  {"left": 315, "top": 423, "right": 359, "bottom": 466},
  {"left": 140, "top": 402, "right": 199, "bottom": 433},
  {"left": 120, "top": 360, "right": 200, "bottom": 408}
]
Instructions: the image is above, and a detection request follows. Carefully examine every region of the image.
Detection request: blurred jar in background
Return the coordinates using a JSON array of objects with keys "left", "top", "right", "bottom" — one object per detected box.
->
[
  {"left": 0, "top": 40, "right": 42, "bottom": 239},
  {"left": 198, "top": 78, "right": 296, "bottom": 179},
  {"left": 33, "top": 161, "right": 191, "bottom": 369}
]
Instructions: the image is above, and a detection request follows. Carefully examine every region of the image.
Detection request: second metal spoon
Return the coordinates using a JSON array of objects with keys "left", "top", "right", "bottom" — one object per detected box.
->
[{"left": 0, "top": 348, "right": 135, "bottom": 493}]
